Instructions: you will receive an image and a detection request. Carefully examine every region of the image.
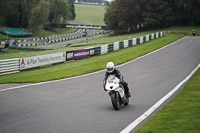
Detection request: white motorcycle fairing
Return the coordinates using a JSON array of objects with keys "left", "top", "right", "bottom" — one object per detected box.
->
[{"left": 105, "top": 75, "right": 125, "bottom": 98}]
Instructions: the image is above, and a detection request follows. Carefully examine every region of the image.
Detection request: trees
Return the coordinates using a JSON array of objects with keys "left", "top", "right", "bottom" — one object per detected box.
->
[
  {"left": 69, "top": 0, "right": 76, "bottom": 20},
  {"left": 0, "top": 0, "right": 20, "bottom": 27},
  {"left": 104, "top": 0, "right": 200, "bottom": 34},
  {"left": 104, "top": 0, "right": 147, "bottom": 34},
  {"left": 49, "top": 0, "right": 72, "bottom": 24},
  {"left": 142, "top": 0, "right": 175, "bottom": 29},
  {"left": 29, "top": 0, "right": 50, "bottom": 32},
  {"left": 104, "top": 0, "right": 120, "bottom": 34},
  {"left": 0, "top": 0, "right": 75, "bottom": 32}
]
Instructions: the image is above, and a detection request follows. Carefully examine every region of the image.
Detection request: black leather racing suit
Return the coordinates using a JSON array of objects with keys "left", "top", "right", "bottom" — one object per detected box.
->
[{"left": 103, "top": 68, "right": 130, "bottom": 94}]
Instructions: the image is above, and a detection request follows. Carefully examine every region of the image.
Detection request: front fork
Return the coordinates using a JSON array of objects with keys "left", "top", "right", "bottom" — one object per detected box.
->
[{"left": 109, "top": 91, "right": 121, "bottom": 103}]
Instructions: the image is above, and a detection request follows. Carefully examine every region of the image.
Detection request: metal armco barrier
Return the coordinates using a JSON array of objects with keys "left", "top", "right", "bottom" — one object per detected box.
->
[
  {"left": 15, "top": 30, "right": 83, "bottom": 47},
  {"left": 0, "top": 58, "right": 20, "bottom": 75}
]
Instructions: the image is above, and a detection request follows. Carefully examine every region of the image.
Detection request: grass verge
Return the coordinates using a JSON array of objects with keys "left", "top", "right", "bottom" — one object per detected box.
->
[
  {"left": 135, "top": 68, "right": 200, "bottom": 133},
  {"left": 75, "top": 4, "right": 106, "bottom": 25},
  {"left": 0, "top": 34, "right": 182, "bottom": 83}
]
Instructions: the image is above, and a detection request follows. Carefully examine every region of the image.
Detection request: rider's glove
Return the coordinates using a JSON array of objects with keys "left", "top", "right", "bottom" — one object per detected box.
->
[{"left": 120, "top": 79, "right": 124, "bottom": 84}]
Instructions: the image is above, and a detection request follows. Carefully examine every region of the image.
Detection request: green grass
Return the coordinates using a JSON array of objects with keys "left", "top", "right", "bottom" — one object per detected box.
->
[
  {"left": 135, "top": 68, "right": 200, "bottom": 133},
  {"left": 75, "top": 4, "right": 106, "bottom": 25},
  {"left": 0, "top": 34, "right": 7, "bottom": 41},
  {"left": 0, "top": 33, "right": 182, "bottom": 83}
]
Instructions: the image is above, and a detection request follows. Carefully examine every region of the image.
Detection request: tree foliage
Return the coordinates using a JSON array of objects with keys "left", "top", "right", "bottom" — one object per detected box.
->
[
  {"left": 0, "top": 0, "right": 75, "bottom": 32},
  {"left": 69, "top": 0, "right": 76, "bottom": 19},
  {"left": 49, "top": 0, "right": 71, "bottom": 23},
  {"left": 104, "top": 0, "right": 200, "bottom": 34},
  {"left": 29, "top": 0, "right": 50, "bottom": 32}
]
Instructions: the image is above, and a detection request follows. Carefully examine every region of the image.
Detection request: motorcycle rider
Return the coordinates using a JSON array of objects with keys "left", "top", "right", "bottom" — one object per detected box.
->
[
  {"left": 103, "top": 62, "right": 131, "bottom": 97},
  {"left": 192, "top": 29, "right": 195, "bottom": 36}
]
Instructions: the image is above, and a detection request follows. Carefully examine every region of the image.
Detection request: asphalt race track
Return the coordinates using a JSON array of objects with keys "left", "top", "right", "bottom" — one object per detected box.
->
[{"left": 0, "top": 37, "right": 200, "bottom": 133}]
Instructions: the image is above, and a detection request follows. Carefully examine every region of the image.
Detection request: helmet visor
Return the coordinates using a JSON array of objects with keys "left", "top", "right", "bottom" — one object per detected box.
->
[{"left": 107, "top": 68, "right": 113, "bottom": 72}]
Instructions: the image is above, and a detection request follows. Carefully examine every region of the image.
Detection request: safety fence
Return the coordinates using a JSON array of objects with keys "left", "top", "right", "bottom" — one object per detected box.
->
[
  {"left": 66, "top": 31, "right": 165, "bottom": 60},
  {"left": 0, "top": 31, "right": 165, "bottom": 75},
  {"left": 15, "top": 29, "right": 84, "bottom": 47},
  {"left": 0, "top": 29, "right": 100, "bottom": 47},
  {"left": 0, "top": 58, "right": 20, "bottom": 75},
  {"left": 0, "top": 41, "right": 5, "bottom": 45}
]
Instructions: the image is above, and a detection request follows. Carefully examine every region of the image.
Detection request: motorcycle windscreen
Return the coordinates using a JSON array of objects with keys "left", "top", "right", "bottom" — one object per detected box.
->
[{"left": 107, "top": 75, "right": 116, "bottom": 83}]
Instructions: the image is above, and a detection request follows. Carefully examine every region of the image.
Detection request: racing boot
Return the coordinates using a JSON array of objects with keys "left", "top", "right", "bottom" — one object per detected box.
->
[
  {"left": 124, "top": 82, "right": 131, "bottom": 97},
  {"left": 127, "top": 90, "right": 131, "bottom": 97}
]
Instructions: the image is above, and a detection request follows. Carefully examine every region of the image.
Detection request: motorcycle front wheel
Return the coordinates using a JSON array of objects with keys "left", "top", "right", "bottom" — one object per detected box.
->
[{"left": 110, "top": 92, "right": 120, "bottom": 110}]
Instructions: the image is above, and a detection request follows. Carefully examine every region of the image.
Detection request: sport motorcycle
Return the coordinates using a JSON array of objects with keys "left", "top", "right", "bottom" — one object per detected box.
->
[{"left": 104, "top": 75, "right": 129, "bottom": 110}]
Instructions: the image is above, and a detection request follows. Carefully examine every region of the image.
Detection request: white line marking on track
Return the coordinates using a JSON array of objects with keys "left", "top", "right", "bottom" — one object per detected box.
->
[
  {"left": 120, "top": 63, "right": 200, "bottom": 133},
  {"left": 0, "top": 37, "right": 186, "bottom": 92}
]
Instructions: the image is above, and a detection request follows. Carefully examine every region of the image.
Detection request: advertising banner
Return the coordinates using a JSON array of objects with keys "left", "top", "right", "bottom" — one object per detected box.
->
[
  {"left": 114, "top": 42, "right": 119, "bottom": 51},
  {"left": 124, "top": 40, "right": 129, "bottom": 48},
  {"left": 151, "top": 33, "right": 154, "bottom": 40},
  {"left": 94, "top": 47, "right": 101, "bottom": 56},
  {"left": 140, "top": 37, "right": 143, "bottom": 44},
  {"left": 108, "top": 44, "right": 114, "bottom": 52},
  {"left": 132, "top": 38, "right": 137, "bottom": 46},
  {"left": 74, "top": 49, "right": 90, "bottom": 60},
  {"left": 66, "top": 49, "right": 94, "bottom": 60},
  {"left": 51, "top": 24, "right": 107, "bottom": 30},
  {"left": 156, "top": 33, "right": 159, "bottom": 38},
  {"left": 137, "top": 38, "right": 140, "bottom": 44},
  {"left": 20, "top": 52, "right": 66, "bottom": 70},
  {"left": 146, "top": 35, "right": 149, "bottom": 42},
  {"left": 101, "top": 45, "right": 108, "bottom": 55},
  {"left": 119, "top": 41, "right": 124, "bottom": 49}
]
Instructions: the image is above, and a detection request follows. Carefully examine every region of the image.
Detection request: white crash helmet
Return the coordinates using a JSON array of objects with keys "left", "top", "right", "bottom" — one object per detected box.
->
[{"left": 106, "top": 62, "right": 115, "bottom": 73}]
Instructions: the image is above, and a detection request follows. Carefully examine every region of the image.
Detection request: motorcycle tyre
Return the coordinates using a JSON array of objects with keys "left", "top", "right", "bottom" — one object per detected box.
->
[{"left": 110, "top": 92, "right": 120, "bottom": 110}]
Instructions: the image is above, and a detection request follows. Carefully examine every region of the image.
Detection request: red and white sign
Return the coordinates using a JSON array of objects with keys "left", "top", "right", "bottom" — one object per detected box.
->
[{"left": 20, "top": 52, "right": 66, "bottom": 70}]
